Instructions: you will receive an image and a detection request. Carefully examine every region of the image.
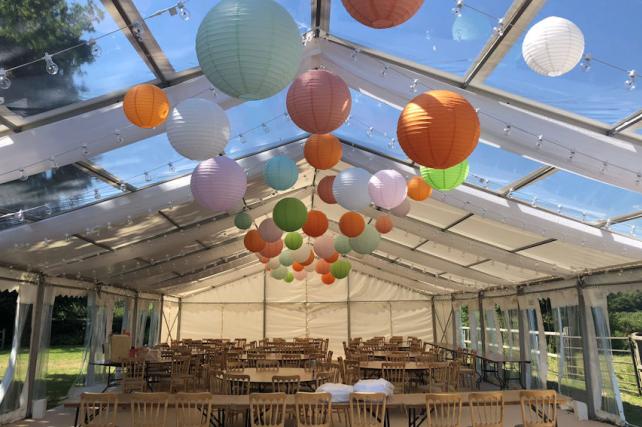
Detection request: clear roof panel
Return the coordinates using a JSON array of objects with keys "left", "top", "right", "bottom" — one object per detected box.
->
[
  {"left": 135, "top": 0, "right": 311, "bottom": 72},
  {"left": 483, "top": 0, "right": 642, "bottom": 124},
  {"left": 511, "top": 170, "right": 642, "bottom": 223},
  {"left": 0, "top": 0, "right": 155, "bottom": 118},
  {"left": 609, "top": 217, "right": 642, "bottom": 241},
  {"left": 329, "top": 0, "right": 512, "bottom": 76}
]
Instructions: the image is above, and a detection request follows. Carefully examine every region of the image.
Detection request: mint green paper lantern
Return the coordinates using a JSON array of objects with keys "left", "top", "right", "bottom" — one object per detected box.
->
[
  {"left": 279, "top": 250, "right": 294, "bottom": 267},
  {"left": 284, "top": 271, "right": 294, "bottom": 283},
  {"left": 420, "top": 159, "right": 469, "bottom": 191},
  {"left": 349, "top": 224, "right": 381, "bottom": 255},
  {"left": 331, "top": 259, "right": 351, "bottom": 279},
  {"left": 264, "top": 156, "right": 298, "bottom": 190},
  {"left": 285, "top": 232, "right": 303, "bottom": 250},
  {"left": 195, "top": 0, "right": 303, "bottom": 100},
  {"left": 334, "top": 235, "right": 352, "bottom": 255},
  {"left": 234, "top": 212, "right": 252, "bottom": 230},
  {"left": 271, "top": 266, "right": 288, "bottom": 280},
  {"left": 273, "top": 198, "right": 308, "bottom": 232}
]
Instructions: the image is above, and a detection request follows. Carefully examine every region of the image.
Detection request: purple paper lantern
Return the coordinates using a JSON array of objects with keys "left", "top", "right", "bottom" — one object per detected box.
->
[
  {"left": 368, "top": 169, "right": 408, "bottom": 209},
  {"left": 190, "top": 156, "right": 247, "bottom": 212},
  {"left": 259, "top": 218, "right": 283, "bottom": 243}
]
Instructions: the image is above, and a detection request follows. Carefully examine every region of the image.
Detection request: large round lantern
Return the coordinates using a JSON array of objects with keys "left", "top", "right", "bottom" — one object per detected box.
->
[
  {"left": 391, "top": 198, "right": 411, "bottom": 217},
  {"left": 407, "top": 176, "right": 432, "bottom": 201},
  {"left": 375, "top": 214, "right": 394, "bottom": 234},
  {"left": 304, "top": 134, "right": 343, "bottom": 170},
  {"left": 321, "top": 273, "right": 335, "bottom": 285},
  {"left": 284, "top": 232, "right": 303, "bottom": 250},
  {"left": 259, "top": 218, "right": 283, "bottom": 242},
  {"left": 334, "top": 235, "right": 352, "bottom": 255},
  {"left": 191, "top": 156, "right": 247, "bottom": 212},
  {"left": 279, "top": 250, "right": 294, "bottom": 267},
  {"left": 302, "top": 210, "right": 328, "bottom": 237},
  {"left": 317, "top": 176, "right": 337, "bottom": 204},
  {"left": 287, "top": 70, "right": 351, "bottom": 134},
  {"left": 341, "top": 0, "right": 424, "bottom": 29},
  {"left": 292, "top": 244, "right": 312, "bottom": 263},
  {"left": 234, "top": 212, "right": 253, "bottom": 230},
  {"left": 166, "top": 98, "right": 230, "bottom": 160},
  {"left": 349, "top": 224, "right": 380, "bottom": 255},
  {"left": 331, "top": 259, "right": 351, "bottom": 279},
  {"left": 244, "top": 229, "right": 266, "bottom": 252},
  {"left": 339, "top": 211, "right": 365, "bottom": 238},
  {"left": 368, "top": 169, "right": 408, "bottom": 209},
  {"left": 522, "top": 17, "right": 584, "bottom": 77},
  {"left": 420, "top": 159, "right": 469, "bottom": 191},
  {"left": 273, "top": 198, "right": 308, "bottom": 232},
  {"left": 195, "top": 0, "right": 303, "bottom": 100},
  {"left": 397, "top": 90, "right": 479, "bottom": 169},
  {"left": 333, "top": 167, "right": 372, "bottom": 211},
  {"left": 314, "top": 235, "right": 336, "bottom": 260},
  {"left": 264, "top": 156, "right": 298, "bottom": 191},
  {"left": 260, "top": 239, "right": 283, "bottom": 258},
  {"left": 315, "top": 259, "right": 331, "bottom": 275},
  {"left": 271, "top": 266, "right": 288, "bottom": 280},
  {"left": 123, "top": 84, "right": 169, "bottom": 129}
]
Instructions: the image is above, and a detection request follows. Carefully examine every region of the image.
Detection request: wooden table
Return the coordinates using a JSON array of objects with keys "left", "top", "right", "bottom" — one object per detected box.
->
[
  {"left": 359, "top": 361, "right": 428, "bottom": 371},
  {"left": 239, "top": 353, "right": 309, "bottom": 362},
  {"left": 221, "top": 367, "right": 317, "bottom": 386},
  {"left": 370, "top": 351, "right": 423, "bottom": 360}
]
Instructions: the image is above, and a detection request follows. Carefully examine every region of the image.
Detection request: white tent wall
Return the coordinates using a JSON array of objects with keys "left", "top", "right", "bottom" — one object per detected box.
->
[
  {"left": 160, "top": 296, "right": 180, "bottom": 344},
  {"left": 433, "top": 297, "right": 455, "bottom": 344}
]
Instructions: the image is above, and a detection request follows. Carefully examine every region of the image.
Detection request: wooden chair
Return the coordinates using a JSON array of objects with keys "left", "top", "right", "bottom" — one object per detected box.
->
[
  {"left": 469, "top": 392, "right": 504, "bottom": 427},
  {"left": 226, "top": 359, "right": 245, "bottom": 372},
  {"left": 386, "top": 351, "right": 409, "bottom": 362},
  {"left": 78, "top": 393, "right": 118, "bottom": 427},
  {"left": 518, "top": 390, "right": 557, "bottom": 427},
  {"left": 295, "top": 392, "right": 332, "bottom": 427},
  {"left": 223, "top": 373, "right": 251, "bottom": 395},
  {"left": 424, "top": 362, "right": 450, "bottom": 392},
  {"left": 349, "top": 392, "right": 387, "bottom": 427},
  {"left": 130, "top": 392, "right": 169, "bottom": 427},
  {"left": 272, "top": 375, "right": 300, "bottom": 394},
  {"left": 281, "top": 354, "right": 301, "bottom": 368},
  {"left": 122, "top": 359, "right": 146, "bottom": 393},
  {"left": 425, "top": 393, "right": 463, "bottom": 427},
  {"left": 175, "top": 392, "right": 213, "bottom": 427},
  {"left": 257, "top": 359, "right": 280, "bottom": 371},
  {"left": 447, "top": 362, "right": 460, "bottom": 392},
  {"left": 381, "top": 362, "right": 406, "bottom": 394},
  {"left": 208, "top": 370, "right": 225, "bottom": 394},
  {"left": 249, "top": 392, "right": 288, "bottom": 427},
  {"left": 170, "top": 356, "right": 194, "bottom": 392}
]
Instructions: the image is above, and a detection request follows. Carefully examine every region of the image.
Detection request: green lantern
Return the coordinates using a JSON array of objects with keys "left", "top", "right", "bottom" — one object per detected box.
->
[
  {"left": 331, "top": 259, "right": 351, "bottom": 279},
  {"left": 420, "top": 159, "right": 469, "bottom": 191},
  {"left": 234, "top": 211, "right": 252, "bottom": 230},
  {"left": 284, "top": 271, "right": 294, "bottom": 283},
  {"left": 273, "top": 198, "right": 308, "bottom": 232},
  {"left": 334, "top": 235, "right": 352, "bottom": 255},
  {"left": 270, "top": 266, "right": 288, "bottom": 280},
  {"left": 279, "top": 250, "right": 294, "bottom": 267},
  {"left": 284, "top": 232, "right": 303, "bottom": 250},
  {"left": 349, "top": 224, "right": 381, "bottom": 255}
]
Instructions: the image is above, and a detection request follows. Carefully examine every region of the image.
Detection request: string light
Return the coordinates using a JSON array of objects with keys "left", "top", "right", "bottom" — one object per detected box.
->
[
  {"left": 144, "top": 171, "right": 152, "bottom": 182},
  {"left": 625, "top": 70, "right": 637, "bottom": 91},
  {"left": 175, "top": 0, "right": 190, "bottom": 21},
  {"left": 0, "top": 68, "right": 10, "bottom": 90},
  {"left": 131, "top": 21, "right": 145, "bottom": 41},
  {"left": 87, "top": 38, "right": 102, "bottom": 57},
  {"left": 43, "top": 53, "right": 59, "bottom": 75},
  {"left": 119, "top": 182, "right": 127, "bottom": 192},
  {"left": 380, "top": 64, "right": 389, "bottom": 77},
  {"left": 351, "top": 48, "right": 360, "bottom": 62},
  {"left": 493, "top": 17, "right": 505, "bottom": 36},
  {"left": 409, "top": 78, "right": 419, "bottom": 93},
  {"left": 168, "top": 162, "right": 176, "bottom": 173},
  {"left": 580, "top": 54, "right": 592, "bottom": 72},
  {"left": 452, "top": 0, "right": 464, "bottom": 17}
]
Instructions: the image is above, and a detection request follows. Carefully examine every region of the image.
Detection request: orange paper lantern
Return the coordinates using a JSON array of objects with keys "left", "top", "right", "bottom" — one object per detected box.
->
[
  {"left": 260, "top": 240, "right": 283, "bottom": 258},
  {"left": 324, "top": 252, "right": 339, "bottom": 263},
  {"left": 397, "top": 90, "right": 480, "bottom": 169},
  {"left": 302, "top": 210, "right": 329, "bottom": 237},
  {"left": 304, "top": 134, "right": 343, "bottom": 170},
  {"left": 316, "top": 259, "right": 331, "bottom": 275},
  {"left": 407, "top": 176, "right": 432, "bottom": 201},
  {"left": 301, "top": 251, "right": 316, "bottom": 266},
  {"left": 341, "top": 0, "right": 424, "bottom": 29},
  {"left": 245, "top": 230, "right": 266, "bottom": 252},
  {"left": 123, "top": 84, "right": 170, "bottom": 128},
  {"left": 317, "top": 176, "right": 337, "bottom": 204},
  {"left": 259, "top": 256, "right": 269, "bottom": 264},
  {"left": 339, "top": 211, "right": 366, "bottom": 238},
  {"left": 375, "top": 214, "right": 394, "bottom": 234},
  {"left": 292, "top": 262, "right": 304, "bottom": 272},
  {"left": 287, "top": 70, "right": 351, "bottom": 134},
  {"left": 321, "top": 272, "right": 335, "bottom": 285}
]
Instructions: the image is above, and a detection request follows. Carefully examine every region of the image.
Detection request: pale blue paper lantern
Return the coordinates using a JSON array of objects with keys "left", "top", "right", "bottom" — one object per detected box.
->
[
  {"left": 349, "top": 224, "right": 381, "bottom": 255},
  {"left": 264, "top": 156, "right": 299, "bottom": 190},
  {"left": 195, "top": 0, "right": 303, "bottom": 100}
]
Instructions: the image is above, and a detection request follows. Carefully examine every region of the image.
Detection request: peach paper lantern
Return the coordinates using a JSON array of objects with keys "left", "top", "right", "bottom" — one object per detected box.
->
[
  {"left": 260, "top": 240, "right": 283, "bottom": 258},
  {"left": 123, "top": 84, "right": 170, "bottom": 128},
  {"left": 304, "top": 134, "right": 343, "bottom": 170},
  {"left": 287, "top": 69, "right": 351, "bottom": 134},
  {"left": 294, "top": 269, "right": 307, "bottom": 281},
  {"left": 324, "top": 252, "right": 339, "bottom": 263},
  {"left": 397, "top": 90, "right": 480, "bottom": 169},
  {"left": 375, "top": 214, "right": 394, "bottom": 234},
  {"left": 316, "top": 259, "right": 331, "bottom": 275},
  {"left": 302, "top": 210, "right": 329, "bottom": 237},
  {"left": 341, "top": 0, "right": 424, "bottom": 29},
  {"left": 407, "top": 176, "right": 432, "bottom": 201},
  {"left": 301, "top": 251, "right": 316, "bottom": 266},
  {"left": 321, "top": 272, "right": 335, "bottom": 285},
  {"left": 317, "top": 176, "right": 337, "bottom": 204},
  {"left": 245, "top": 230, "right": 266, "bottom": 252},
  {"left": 339, "top": 211, "right": 365, "bottom": 238},
  {"left": 314, "top": 235, "right": 335, "bottom": 260}
]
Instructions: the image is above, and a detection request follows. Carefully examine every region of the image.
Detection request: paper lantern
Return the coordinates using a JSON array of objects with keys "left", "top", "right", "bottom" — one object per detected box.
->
[
  {"left": 324, "top": 252, "right": 339, "bottom": 263},
  {"left": 287, "top": 70, "right": 351, "bottom": 134},
  {"left": 302, "top": 210, "right": 329, "bottom": 237},
  {"left": 258, "top": 255, "right": 269, "bottom": 264},
  {"left": 195, "top": 0, "right": 303, "bottom": 100},
  {"left": 314, "top": 235, "right": 335, "bottom": 260},
  {"left": 166, "top": 98, "right": 230, "bottom": 160},
  {"left": 292, "top": 262, "right": 304, "bottom": 272},
  {"left": 244, "top": 230, "right": 266, "bottom": 252},
  {"left": 191, "top": 156, "right": 247, "bottom": 212},
  {"left": 368, "top": 169, "right": 408, "bottom": 209},
  {"left": 304, "top": 262, "right": 316, "bottom": 272},
  {"left": 315, "top": 259, "right": 331, "bottom": 275},
  {"left": 293, "top": 269, "right": 307, "bottom": 281},
  {"left": 375, "top": 214, "right": 394, "bottom": 234},
  {"left": 271, "top": 265, "right": 288, "bottom": 280},
  {"left": 339, "top": 211, "right": 365, "bottom": 238},
  {"left": 258, "top": 218, "right": 283, "bottom": 243},
  {"left": 349, "top": 224, "right": 380, "bottom": 255},
  {"left": 317, "top": 176, "right": 337, "bottom": 204},
  {"left": 397, "top": 90, "right": 479, "bottom": 169},
  {"left": 123, "top": 84, "right": 169, "bottom": 129},
  {"left": 391, "top": 198, "right": 411, "bottom": 217},
  {"left": 268, "top": 257, "right": 281, "bottom": 270},
  {"left": 279, "top": 250, "right": 294, "bottom": 267},
  {"left": 420, "top": 159, "right": 469, "bottom": 191},
  {"left": 300, "top": 250, "right": 315, "bottom": 266},
  {"left": 264, "top": 156, "right": 298, "bottom": 191},
  {"left": 341, "top": 0, "right": 424, "bottom": 29},
  {"left": 292, "top": 244, "right": 312, "bottom": 263},
  {"left": 234, "top": 212, "right": 252, "bottom": 230},
  {"left": 273, "top": 198, "right": 308, "bottom": 232},
  {"left": 522, "top": 17, "right": 584, "bottom": 77},
  {"left": 284, "top": 232, "right": 303, "bottom": 250},
  {"left": 333, "top": 167, "right": 372, "bottom": 211},
  {"left": 331, "top": 259, "right": 351, "bottom": 279},
  {"left": 260, "top": 240, "right": 283, "bottom": 258},
  {"left": 304, "top": 134, "right": 343, "bottom": 170},
  {"left": 284, "top": 272, "right": 294, "bottom": 283},
  {"left": 334, "top": 235, "right": 352, "bottom": 255},
  {"left": 321, "top": 273, "right": 335, "bottom": 285},
  {"left": 407, "top": 176, "right": 432, "bottom": 201}
]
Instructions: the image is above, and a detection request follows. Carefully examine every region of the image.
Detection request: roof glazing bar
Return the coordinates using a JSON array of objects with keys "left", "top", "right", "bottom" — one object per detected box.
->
[{"left": 498, "top": 165, "right": 557, "bottom": 195}]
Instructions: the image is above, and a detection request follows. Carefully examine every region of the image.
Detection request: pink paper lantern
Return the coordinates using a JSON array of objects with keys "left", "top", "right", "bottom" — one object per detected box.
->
[
  {"left": 314, "top": 235, "right": 336, "bottom": 260},
  {"left": 258, "top": 218, "right": 283, "bottom": 243},
  {"left": 391, "top": 198, "right": 411, "bottom": 217},
  {"left": 190, "top": 156, "right": 247, "bottom": 212},
  {"left": 368, "top": 169, "right": 408, "bottom": 209},
  {"left": 286, "top": 69, "right": 351, "bottom": 134},
  {"left": 294, "top": 269, "right": 307, "bottom": 281}
]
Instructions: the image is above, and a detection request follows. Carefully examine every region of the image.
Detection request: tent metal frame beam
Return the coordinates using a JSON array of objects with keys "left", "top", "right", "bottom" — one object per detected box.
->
[
  {"left": 312, "top": 0, "right": 331, "bottom": 36},
  {"left": 609, "top": 110, "right": 642, "bottom": 135},
  {"left": 499, "top": 165, "right": 557, "bottom": 196},
  {"left": 75, "top": 160, "right": 137, "bottom": 193}
]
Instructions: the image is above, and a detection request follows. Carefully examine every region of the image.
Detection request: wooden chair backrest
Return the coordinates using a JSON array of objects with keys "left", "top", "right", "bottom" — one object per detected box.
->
[
  {"left": 130, "top": 392, "right": 169, "bottom": 427},
  {"left": 381, "top": 362, "right": 406, "bottom": 387},
  {"left": 271, "top": 375, "right": 301, "bottom": 394},
  {"left": 519, "top": 390, "right": 557, "bottom": 427},
  {"left": 349, "top": 392, "right": 387, "bottom": 427},
  {"left": 295, "top": 392, "right": 332, "bottom": 427},
  {"left": 79, "top": 392, "right": 118, "bottom": 427},
  {"left": 175, "top": 392, "right": 213, "bottom": 427},
  {"left": 425, "top": 393, "right": 463, "bottom": 427},
  {"left": 249, "top": 392, "right": 288, "bottom": 427},
  {"left": 469, "top": 392, "right": 504, "bottom": 427},
  {"left": 257, "top": 359, "right": 280, "bottom": 371},
  {"left": 122, "top": 359, "right": 146, "bottom": 380},
  {"left": 223, "top": 373, "right": 251, "bottom": 395}
]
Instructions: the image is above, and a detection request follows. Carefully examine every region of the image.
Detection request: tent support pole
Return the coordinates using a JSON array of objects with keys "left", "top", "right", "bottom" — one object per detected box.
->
[
  {"left": 517, "top": 287, "right": 529, "bottom": 388},
  {"left": 25, "top": 273, "right": 46, "bottom": 418},
  {"left": 158, "top": 295, "right": 164, "bottom": 344},
  {"left": 577, "top": 279, "right": 597, "bottom": 419},
  {"left": 451, "top": 295, "right": 457, "bottom": 345},
  {"left": 347, "top": 274, "right": 351, "bottom": 342},
  {"left": 263, "top": 271, "right": 267, "bottom": 339},
  {"left": 176, "top": 298, "right": 182, "bottom": 341},
  {"left": 479, "top": 292, "right": 486, "bottom": 356},
  {"left": 431, "top": 297, "right": 437, "bottom": 343},
  {"left": 132, "top": 293, "right": 139, "bottom": 345}
]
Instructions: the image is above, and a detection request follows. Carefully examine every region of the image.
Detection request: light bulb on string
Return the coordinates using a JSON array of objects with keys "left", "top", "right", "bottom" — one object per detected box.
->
[
  {"left": 131, "top": 21, "right": 145, "bottom": 41},
  {"left": 168, "top": 162, "right": 175, "bottom": 173},
  {"left": 87, "top": 38, "right": 102, "bottom": 57},
  {"left": 410, "top": 78, "right": 419, "bottom": 93},
  {"left": 503, "top": 124, "right": 511, "bottom": 135},
  {"left": 43, "top": 53, "right": 59, "bottom": 75},
  {"left": 115, "top": 130, "right": 124, "bottom": 144},
  {"left": 15, "top": 209, "right": 24, "bottom": 223},
  {"left": 580, "top": 54, "right": 592, "bottom": 72},
  {"left": 351, "top": 48, "right": 360, "bottom": 62},
  {"left": 19, "top": 169, "right": 27, "bottom": 182},
  {"left": 388, "top": 137, "right": 396, "bottom": 149},
  {"left": 493, "top": 17, "right": 505, "bottom": 36},
  {"left": 176, "top": 1, "right": 190, "bottom": 21},
  {"left": 452, "top": 0, "right": 464, "bottom": 16},
  {"left": 94, "top": 189, "right": 101, "bottom": 200},
  {"left": 625, "top": 70, "right": 637, "bottom": 91},
  {"left": 239, "top": 133, "right": 246, "bottom": 144},
  {"left": 144, "top": 171, "right": 152, "bottom": 182},
  {"left": 127, "top": 215, "right": 134, "bottom": 225},
  {"left": 0, "top": 68, "right": 11, "bottom": 90},
  {"left": 119, "top": 182, "right": 127, "bottom": 192},
  {"left": 380, "top": 64, "right": 389, "bottom": 77},
  {"left": 49, "top": 156, "right": 58, "bottom": 170},
  {"left": 366, "top": 126, "right": 374, "bottom": 137},
  {"left": 261, "top": 123, "right": 270, "bottom": 134},
  {"left": 81, "top": 144, "right": 89, "bottom": 157},
  {"left": 536, "top": 134, "right": 544, "bottom": 149}
]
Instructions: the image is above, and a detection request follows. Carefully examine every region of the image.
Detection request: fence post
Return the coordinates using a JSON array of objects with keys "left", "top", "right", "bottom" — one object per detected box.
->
[
  {"left": 630, "top": 335, "right": 642, "bottom": 395},
  {"left": 577, "top": 279, "right": 597, "bottom": 419}
]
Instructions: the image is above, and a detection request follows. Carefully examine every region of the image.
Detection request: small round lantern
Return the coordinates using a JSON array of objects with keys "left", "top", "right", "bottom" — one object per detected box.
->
[
  {"left": 333, "top": 167, "right": 372, "bottom": 211},
  {"left": 407, "top": 176, "right": 432, "bottom": 201},
  {"left": 316, "top": 259, "right": 331, "bottom": 275},
  {"left": 339, "top": 211, "right": 365, "bottom": 238},
  {"left": 420, "top": 159, "right": 469, "bottom": 191},
  {"left": 349, "top": 224, "right": 381, "bottom": 255},
  {"left": 264, "top": 156, "right": 298, "bottom": 191},
  {"left": 317, "top": 176, "right": 337, "bottom": 204},
  {"left": 234, "top": 212, "right": 253, "bottom": 230},
  {"left": 258, "top": 218, "right": 283, "bottom": 243},
  {"left": 191, "top": 156, "right": 247, "bottom": 212},
  {"left": 334, "top": 235, "right": 352, "bottom": 255},
  {"left": 321, "top": 272, "right": 335, "bottom": 285},
  {"left": 314, "top": 235, "right": 336, "bottom": 260},
  {"left": 304, "top": 134, "right": 343, "bottom": 170},
  {"left": 375, "top": 214, "right": 394, "bottom": 234},
  {"left": 244, "top": 229, "right": 266, "bottom": 252},
  {"left": 260, "top": 239, "right": 283, "bottom": 258},
  {"left": 123, "top": 84, "right": 169, "bottom": 129},
  {"left": 341, "top": 0, "right": 424, "bottom": 29},
  {"left": 302, "top": 210, "right": 329, "bottom": 237},
  {"left": 331, "top": 259, "right": 351, "bottom": 279},
  {"left": 284, "top": 232, "right": 303, "bottom": 250},
  {"left": 391, "top": 198, "right": 411, "bottom": 217},
  {"left": 368, "top": 169, "right": 408, "bottom": 209}
]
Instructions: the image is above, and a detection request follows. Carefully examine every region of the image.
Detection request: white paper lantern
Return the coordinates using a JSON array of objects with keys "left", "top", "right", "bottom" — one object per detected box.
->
[
  {"left": 267, "top": 257, "right": 281, "bottom": 270},
  {"left": 166, "top": 98, "right": 230, "bottom": 160},
  {"left": 292, "top": 244, "right": 311, "bottom": 263},
  {"left": 332, "top": 167, "right": 372, "bottom": 211},
  {"left": 522, "top": 16, "right": 584, "bottom": 77}
]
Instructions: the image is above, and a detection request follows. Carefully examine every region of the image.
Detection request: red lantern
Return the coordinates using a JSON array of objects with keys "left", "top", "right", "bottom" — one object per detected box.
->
[
  {"left": 321, "top": 272, "right": 335, "bottom": 285},
  {"left": 339, "top": 211, "right": 365, "bottom": 237},
  {"left": 375, "top": 215, "right": 394, "bottom": 234},
  {"left": 341, "top": 0, "right": 424, "bottom": 29},
  {"left": 244, "top": 230, "right": 266, "bottom": 252},
  {"left": 302, "top": 210, "right": 329, "bottom": 237},
  {"left": 300, "top": 251, "right": 315, "bottom": 266},
  {"left": 317, "top": 176, "right": 337, "bottom": 204},
  {"left": 260, "top": 240, "right": 283, "bottom": 258},
  {"left": 292, "top": 262, "right": 304, "bottom": 272},
  {"left": 407, "top": 176, "right": 432, "bottom": 201}
]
